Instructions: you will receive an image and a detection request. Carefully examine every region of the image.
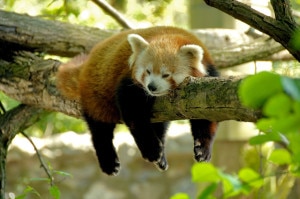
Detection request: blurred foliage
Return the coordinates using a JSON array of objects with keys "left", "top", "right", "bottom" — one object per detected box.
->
[
  {"left": 1, "top": 0, "right": 188, "bottom": 28},
  {"left": 172, "top": 71, "right": 300, "bottom": 198},
  {"left": 14, "top": 168, "right": 72, "bottom": 199}
]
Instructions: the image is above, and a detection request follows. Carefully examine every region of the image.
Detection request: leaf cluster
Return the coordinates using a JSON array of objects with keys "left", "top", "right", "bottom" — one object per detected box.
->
[{"left": 171, "top": 71, "right": 300, "bottom": 198}]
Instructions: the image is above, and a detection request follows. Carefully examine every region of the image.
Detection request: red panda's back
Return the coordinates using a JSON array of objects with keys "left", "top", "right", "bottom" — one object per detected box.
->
[{"left": 78, "top": 26, "right": 214, "bottom": 123}]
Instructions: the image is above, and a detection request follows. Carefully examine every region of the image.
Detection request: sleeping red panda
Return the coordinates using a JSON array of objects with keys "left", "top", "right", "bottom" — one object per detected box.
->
[{"left": 56, "top": 26, "right": 219, "bottom": 175}]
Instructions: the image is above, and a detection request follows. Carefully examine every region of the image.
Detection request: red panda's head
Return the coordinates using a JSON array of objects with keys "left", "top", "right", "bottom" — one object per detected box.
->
[{"left": 127, "top": 33, "right": 207, "bottom": 96}]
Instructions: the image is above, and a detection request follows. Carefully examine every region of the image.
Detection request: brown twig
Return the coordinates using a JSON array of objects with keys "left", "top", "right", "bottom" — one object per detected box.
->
[
  {"left": 20, "top": 131, "right": 54, "bottom": 186},
  {"left": 91, "top": 0, "right": 133, "bottom": 29}
]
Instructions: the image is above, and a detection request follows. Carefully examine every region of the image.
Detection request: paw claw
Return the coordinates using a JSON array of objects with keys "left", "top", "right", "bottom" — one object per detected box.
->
[
  {"left": 101, "top": 159, "right": 121, "bottom": 176},
  {"left": 154, "top": 155, "right": 168, "bottom": 171},
  {"left": 194, "top": 140, "right": 211, "bottom": 162}
]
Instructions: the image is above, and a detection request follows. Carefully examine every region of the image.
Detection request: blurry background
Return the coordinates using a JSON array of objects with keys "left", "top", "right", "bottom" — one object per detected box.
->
[{"left": 1, "top": 0, "right": 300, "bottom": 198}]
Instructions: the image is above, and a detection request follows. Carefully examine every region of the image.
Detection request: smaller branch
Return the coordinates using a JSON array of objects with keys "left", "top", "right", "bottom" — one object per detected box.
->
[
  {"left": 271, "top": 0, "right": 295, "bottom": 24},
  {"left": 204, "top": 0, "right": 300, "bottom": 61},
  {"left": 203, "top": 0, "right": 277, "bottom": 34},
  {"left": 91, "top": 0, "right": 133, "bottom": 29},
  {"left": 212, "top": 37, "right": 284, "bottom": 68},
  {"left": 20, "top": 132, "right": 54, "bottom": 186}
]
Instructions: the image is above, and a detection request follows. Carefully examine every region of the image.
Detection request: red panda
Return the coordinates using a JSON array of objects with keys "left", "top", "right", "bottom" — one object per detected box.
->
[{"left": 56, "top": 26, "right": 218, "bottom": 176}]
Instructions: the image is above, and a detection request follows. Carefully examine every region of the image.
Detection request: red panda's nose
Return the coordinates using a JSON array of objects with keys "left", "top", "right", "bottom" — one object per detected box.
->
[{"left": 148, "top": 83, "right": 157, "bottom": 92}]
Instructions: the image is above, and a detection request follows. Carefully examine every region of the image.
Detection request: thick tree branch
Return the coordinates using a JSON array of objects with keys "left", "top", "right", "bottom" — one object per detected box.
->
[
  {"left": 211, "top": 37, "right": 284, "bottom": 68},
  {"left": 0, "top": 52, "right": 81, "bottom": 118},
  {"left": 153, "top": 76, "right": 260, "bottom": 122},
  {"left": 204, "top": 0, "right": 300, "bottom": 61},
  {"left": 0, "top": 52, "right": 260, "bottom": 123},
  {"left": 0, "top": 10, "right": 114, "bottom": 57}
]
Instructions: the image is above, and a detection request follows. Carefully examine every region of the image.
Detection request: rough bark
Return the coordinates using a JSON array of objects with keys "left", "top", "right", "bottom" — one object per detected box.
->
[
  {"left": 0, "top": 52, "right": 259, "bottom": 122},
  {"left": 0, "top": 11, "right": 114, "bottom": 57}
]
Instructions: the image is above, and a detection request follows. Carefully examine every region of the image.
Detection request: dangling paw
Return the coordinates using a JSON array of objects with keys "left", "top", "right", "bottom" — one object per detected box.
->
[
  {"left": 99, "top": 157, "right": 121, "bottom": 176},
  {"left": 154, "top": 153, "right": 168, "bottom": 171},
  {"left": 139, "top": 139, "right": 164, "bottom": 162},
  {"left": 193, "top": 139, "right": 212, "bottom": 162}
]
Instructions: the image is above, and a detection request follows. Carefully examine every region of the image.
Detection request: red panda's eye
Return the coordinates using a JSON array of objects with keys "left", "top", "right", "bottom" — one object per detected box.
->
[
  {"left": 146, "top": 69, "right": 151, "bottom": 75},
  {"left": 162, "top": 74, "right": 170, "bottom": 78}
]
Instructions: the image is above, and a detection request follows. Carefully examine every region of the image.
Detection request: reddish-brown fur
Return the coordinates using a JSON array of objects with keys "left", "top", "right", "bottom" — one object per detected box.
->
[
  {"left": 57, "top": 26, "right": 214, "bottom": 123},
  {"left": 56, "top": 54, "right": 88, "bottom": 100}
]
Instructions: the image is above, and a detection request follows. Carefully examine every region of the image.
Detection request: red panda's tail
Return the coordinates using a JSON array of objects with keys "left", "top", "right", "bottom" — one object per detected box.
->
[{"left": 56, "top": 54, "right": 88, "bottom": 101}]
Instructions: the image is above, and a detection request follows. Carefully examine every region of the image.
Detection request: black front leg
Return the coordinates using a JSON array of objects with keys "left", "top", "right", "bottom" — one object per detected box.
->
[
  {"left": 190, "top": 119, "right": 217, "bottom": 162},
  {"left": 83, "top": 113, "right": 120, "bottom": 175},
  {"left": 150, "top": 122, "right": 169, "bottom": 170},
  {"left": 116, "top": 77, "right": 168, "bottom": 170}
]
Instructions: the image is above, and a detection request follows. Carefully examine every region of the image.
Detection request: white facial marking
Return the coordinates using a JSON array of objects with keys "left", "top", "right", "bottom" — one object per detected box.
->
[
  {"left": 134, "top": 65, "right": 144, "bottom": 83},
  {"left": 145, "top": 73, "right": 170, "bottom": 96}
]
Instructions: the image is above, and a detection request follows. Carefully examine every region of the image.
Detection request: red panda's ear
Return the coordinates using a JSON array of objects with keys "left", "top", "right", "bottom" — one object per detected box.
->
[
  {"left": 127, "top": 34, "right": 149, "bottom": 67},
  {"left": 127, "top": 34, "right": 149, "bottom": 54},
  {"left": 179, "top": 44, "right": 207, "bottom": 75},
  {"left": 179, "top": 44, "right": 204, "bottom": 61}
]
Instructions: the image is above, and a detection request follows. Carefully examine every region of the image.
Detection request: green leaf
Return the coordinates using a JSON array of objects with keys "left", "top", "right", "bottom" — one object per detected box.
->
[
  {"left": 54, "top": 170, "right": 73, "bottom": 178},
  {"left": 220, "top": 173, "right": 243, "bottom": 198},
  {"left": 15, "top": 195, "right": 26, "bottom": 199},
  {"left": 256, "top": 118, "right": 276, "bottom": 132},
  {"left": 170, "top": 193, "right": 191, "bottom": 199},
  {"left": 16, "top": 186, "right": 41, "bottom": 199},
  {"left": 197, "top": 183, "right": 218, "bottom": 199},
  {"left": 269, "top": 149, "right": 292, "bottom": 165},
  {"left": 273, "top": 114, "right": 300, "bottom": 133},
  {"left": 49, "top": 185, "right": 61, "bottom": 199},
  {"left": 263, "top": 93, "right": 292, "bottom": 118},
  {"left": 239, "top": 72, "right": 282, "bottom": 108},
  {"left": 293, "top": 101, "right": 300, "bottom": 114},
  {"left": 238, "top": 168, "right": 263, "bottom": 189},
  {"left": 281, "top": 76, "right": 300, "bottom": 101},
  {"left": 191, "top": 163, "right": 221, "bottom": 183},
  {"left": 249, "top": 132, "right": 286, "bottom": 145}
]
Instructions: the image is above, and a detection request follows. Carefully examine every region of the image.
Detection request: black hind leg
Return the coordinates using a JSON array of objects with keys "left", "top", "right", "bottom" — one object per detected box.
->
[
  {"left": 190, "top": 119, "right": 217, "bottom": 162},
  {"left": 83, "top": 113, "right": 120, "bottom": 175}
]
